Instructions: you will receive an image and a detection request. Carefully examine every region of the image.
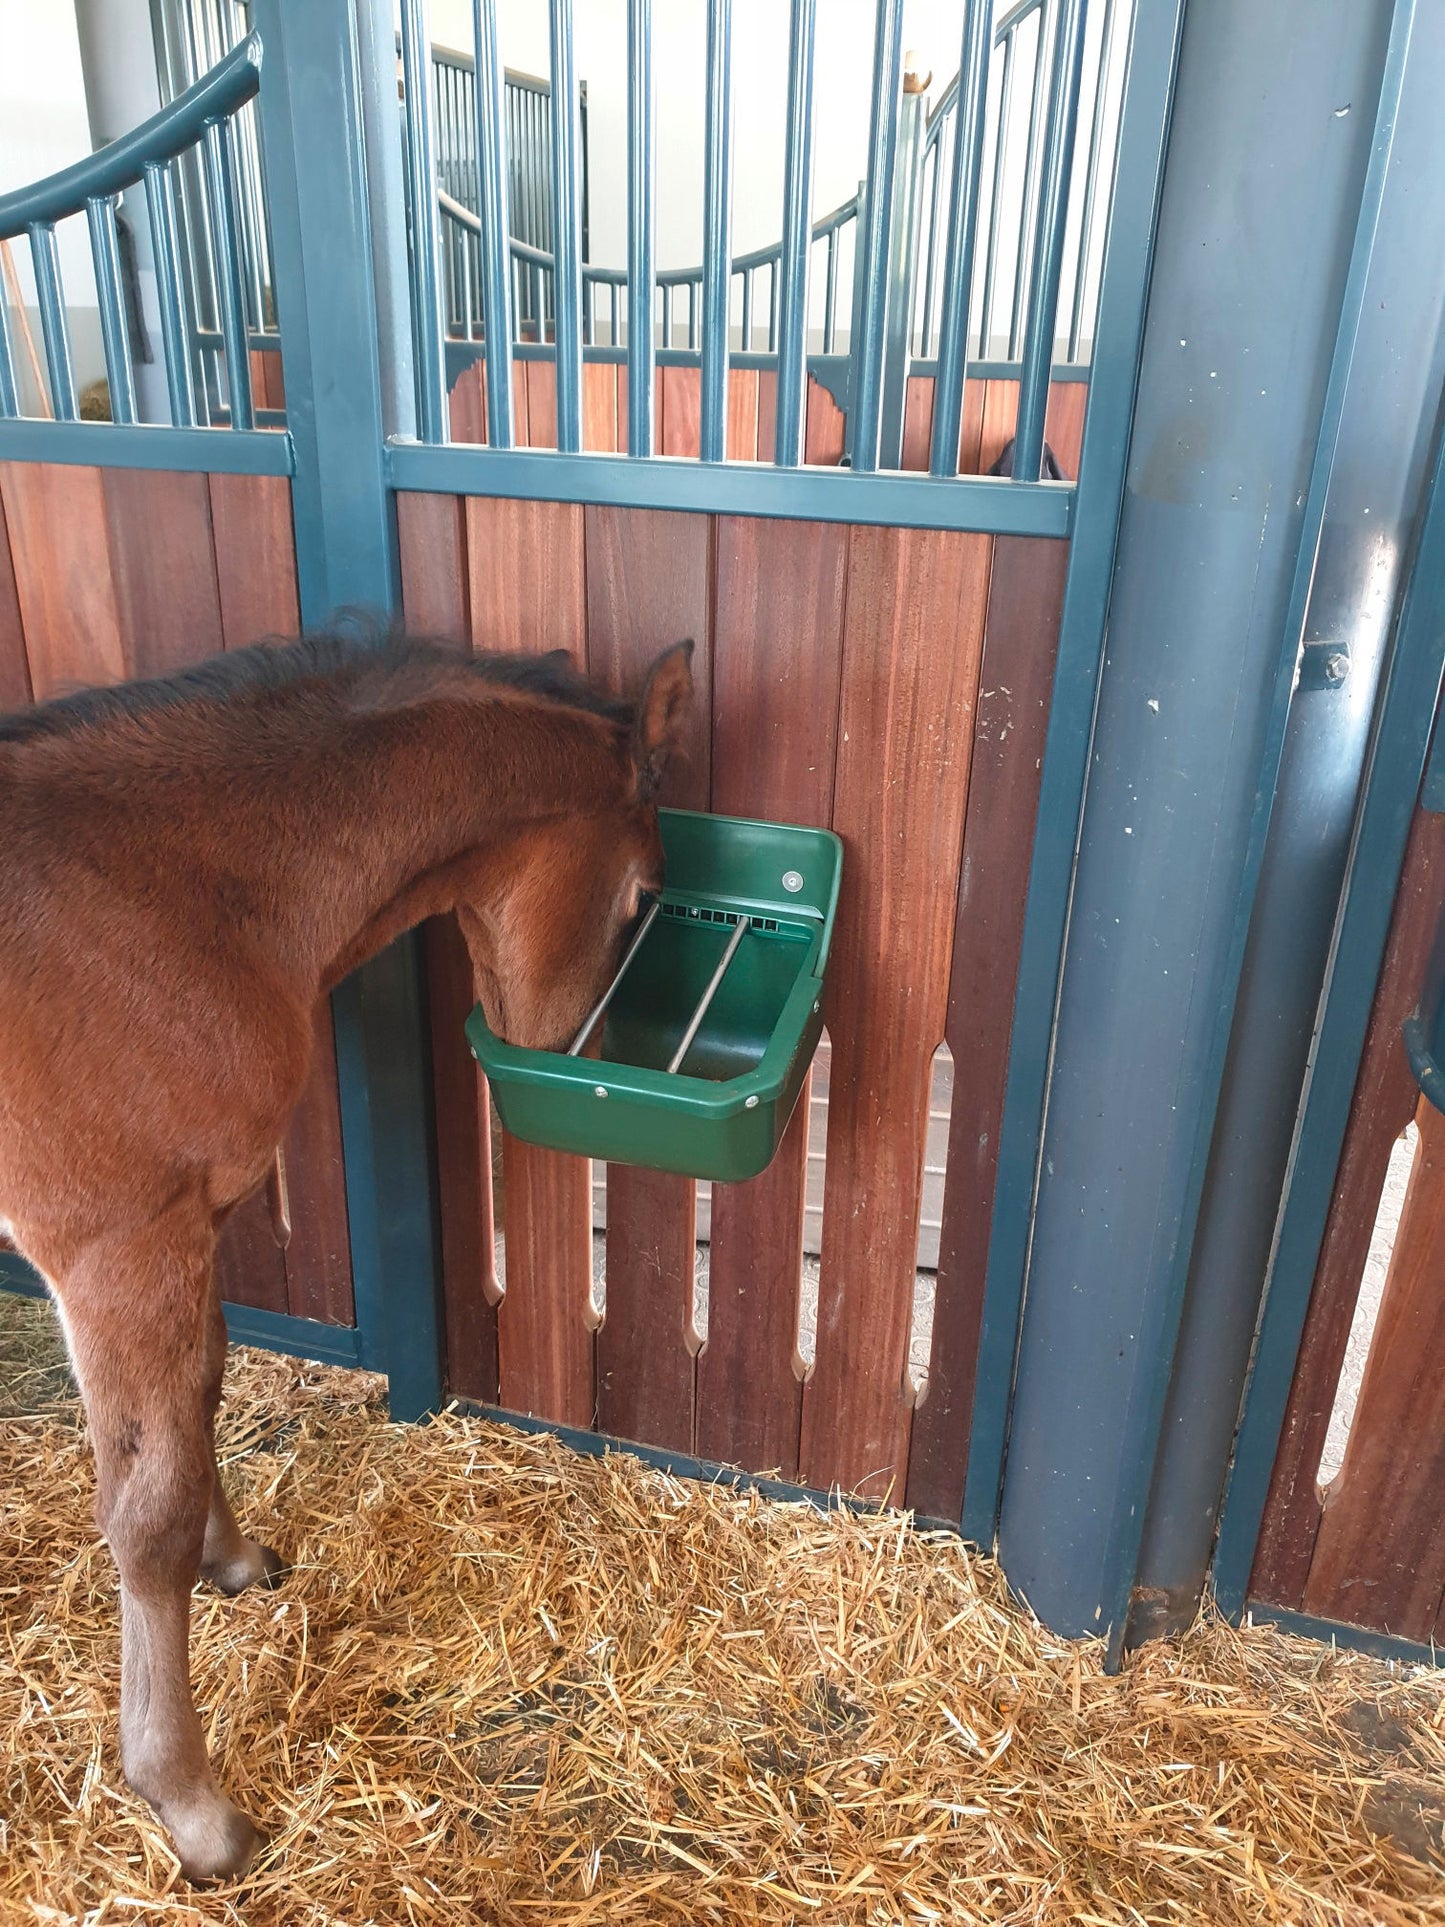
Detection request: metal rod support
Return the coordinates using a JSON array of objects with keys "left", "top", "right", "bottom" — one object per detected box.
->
[
  {"left": 568, "top": 899, "right": 662, "bottom": 1055},
  {"left": 399, "top": 0, "right": 448, "bottom": 442},
  {"left": 850, "top": 0, "right": 906, "bottom": 473},
  {"left": 144, "top": 159, "right": 197, "bottom": 427},
  {"left": 201, "top": 115, "right": 254, "bottom": 431},
  {"left": 27, "top": 223, "right": 77, "bottom": 421},
  {"left": 668, "top": 915, "right": 750, "bottom": 1074},
  {"left": 626, "top": 0, "right": 656, "bottom": 454},
  {"left": 87, "top": 195, "right": 138, "bottom": 425}
]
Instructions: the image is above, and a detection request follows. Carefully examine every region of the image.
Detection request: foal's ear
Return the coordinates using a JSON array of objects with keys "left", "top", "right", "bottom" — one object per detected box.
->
[{"left": 631, "top": 640, "right": 695, "bottom": 801}]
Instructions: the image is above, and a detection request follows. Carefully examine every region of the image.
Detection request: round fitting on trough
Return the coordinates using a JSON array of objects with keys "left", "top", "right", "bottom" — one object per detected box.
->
[{"left": 782, "top": 870, "right": 804, "bottom": 893}]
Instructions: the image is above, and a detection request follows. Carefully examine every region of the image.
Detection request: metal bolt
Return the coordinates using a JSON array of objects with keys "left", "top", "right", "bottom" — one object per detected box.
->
[
  {"left": 594, "top": 1085, "right": 607, "bottom": 1098},
  {"left": 744, "top": 1094, "right": 759, "bottom": 1109},
  {"left": 1324, "top": 650, "right": 1350, "bottom": 686},
  {"left": 782, "top": 870, "right": 804, "bottom": 893}
]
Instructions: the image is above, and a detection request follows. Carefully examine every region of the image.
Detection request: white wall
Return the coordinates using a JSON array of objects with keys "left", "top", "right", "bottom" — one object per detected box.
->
[{"left": 0, "top": 0, "right": 104, "bottom": 406}]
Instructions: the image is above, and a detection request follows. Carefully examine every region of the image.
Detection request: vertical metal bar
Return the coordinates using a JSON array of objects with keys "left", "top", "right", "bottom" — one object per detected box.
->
[
  {"left": 548, "top": 0, "right": 584, "bottom": 450},
  {"left": 688, "top": 280, "right": 698, "bottom": 351},
  {"left": 774, "top": 0, "right": 818, "bottom": 466},
  {"left": 662, "top": 282, "right": 672, "bottom": 349},
  {"left": 1009, "top": 3, "right": 1054, "bottom": 360},
  {"left": 1069, "top": 0, "right": 1119, "bottom": 361},
  {"left": 27, "top": 223, "right": 77, "bottom": 421},
  {"left": 849, "top": 0, "right": 906, "bottom": 474},
  {"left": 400, "top": 0, "right": 449, "bottom": 442},
  {"left": 0, "top": 298, "right": 18, "bottom": 418},
  {"left": 1012, "top": 0, "right": 1089, "bottom": 480},
  {"left": 878, "top": 74, "right": 927, "bottom": 469},
  {"left": 202, "top": 114, "right": 255, "bottom": 430},
  {"left": 930, "top": 0, "right": 992, "bottom": 477},
  {"left": 627, "top": 0, "right": 656, "bottom": 454},
  {"left": 704, "top": 3, "right": 742, "bottom": 456},
  {"left": 471, "top": 0, "right": 515, "bottom": 446},
  {"left": 86, "top": 195, "right": 138, "bottom": 425},
  {"left": 144, "top": 159, "right": 198, "bottom": 427},
  {"left": 740, "top": 265, "right": 753, "bottom": 352},
  {"left": 978, "top": 28, "right": 1015, "bottom": 357},
  {"left": 823, "top": 230, "right": 837, "bottom": 352},
  {"left": 919, "top": 133, "right": 945, "bottom": 358}
]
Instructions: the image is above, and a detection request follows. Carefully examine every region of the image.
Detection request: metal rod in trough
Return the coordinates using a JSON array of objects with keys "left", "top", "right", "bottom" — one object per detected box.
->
[
  {"left": 567, "top": 898, "right": 661, "bottom": 1056},
  {"left": 668, "top": 913, "right": 750, "bottom": 1075}
]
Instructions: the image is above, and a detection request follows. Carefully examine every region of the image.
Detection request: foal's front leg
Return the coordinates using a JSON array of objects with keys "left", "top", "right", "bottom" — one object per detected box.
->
[{"left": 60, "top": 1201, "right": 260, "bottom": 1881}]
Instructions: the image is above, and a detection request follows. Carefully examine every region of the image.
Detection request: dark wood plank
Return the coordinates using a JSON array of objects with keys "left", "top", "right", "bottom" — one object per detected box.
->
[
  {"left": 281, "top": 1003, "right": 355, "bottom": 1325},
  {"left": 1045, "top": 380, "right": 1088, "bottom": 479},
  {"left": 0, "top": 484, "right": 32, "bottom": 710},
  {"left": 424, "top": 912, "right": 500, "bottom": 1401},
  {"left": 465, "top": 495, "right": 593, "bottom": 1425},
  {"left": 398, "top": 492, "right": 469, "bottom": 640},
  {"left": 0, "top": 461, "right": 126, "bottom": 697},
  {"left": 800, "top": 525, "right": 992, "bottom": 1499},
  {"left": 661, "top": 366, "right": 702, "bottom": 458},
  {"left": 906, "top": 535, "right": 1068, "bottom": 1520},
  {"left": 1251, "top": 807, "right": 1445, "bottom": 1607},
  {"left": 727, "top": 368, "right": 758, "bottom": 462},
  {"left": 1303, "top": 1093, "right": 1445, "bottom": 1638},
  {"left": 696, "top": 518, "right": 849, "bottom": 1477},
  {"left": 979, "top": 381, "right": 1019, "bottom": 474},
  {"left": 524, "top": 358, "right": 557, "bottom": 449},
  {"left": 103, "top": 468, "right": 224, "bottom": 677},
  {"left": 209, "top": 473, "right": 300, "bottom": 647},
  {"left": 214, "top": 1193, "right": 289, "bottom": 1313},
  {"left": 449, "top": 362, "right": 488, "bottom": 444},
  {"left": 511, "top": 357, "right": 532, "bottom": 444},
  {"left": 901, "top": 376, "right": 934, "bottom": 471},
  {"left": 756, "top": 370, "right": 778, "bottom": 465},
  {"left": 583, "top": 361, "right": 618, "bottom": 453},
  {"left": 959, "top": 378, "right": 986, "bottom": 473},
  {"left": 584, "top": 506, "right": 712, "bottom": 1451},
  {"left": 804, "top": 377, "right": 845, "bottom": 467}
]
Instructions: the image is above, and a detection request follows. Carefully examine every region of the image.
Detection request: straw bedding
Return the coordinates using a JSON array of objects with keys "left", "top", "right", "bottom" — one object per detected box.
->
[{"left": 1, "top": 1291, "right": 1441, "bottom": 1925}]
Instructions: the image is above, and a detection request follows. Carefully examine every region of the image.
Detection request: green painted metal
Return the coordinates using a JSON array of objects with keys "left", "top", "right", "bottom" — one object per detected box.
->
[
  {"left": 0, "top": 419, "right": 293, "bottom": 472},
  {"left": 1234, "top": 1603, "right": 1444, "bottom": 1670},
  {"left": 222, "top": 1303, "right": 367, "bottom": 1368},
  {"left": 1214, "top": 412, "right": 1445, "bottom": 1620},
  {"left": 468, "top": 811, "right": 841, "bottom": 1184},
  {"left": 386, "top": 440, "right": 1072, "bottom": 534}
]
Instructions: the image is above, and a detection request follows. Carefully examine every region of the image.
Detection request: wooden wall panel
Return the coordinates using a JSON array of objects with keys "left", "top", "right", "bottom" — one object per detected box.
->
[
  {"left": 696, "top": 519, "right": 848, "bottom": 1475},
  {"left": 524, "top": 360, "right": 558, "bottom": 449},
  {"left": 213, "top": 1195, "right": 290, "bottom": 1313},
  {"left": 585, "top": 507, "right": 712, "bottom": 1450},
  {"left": 209, "top": 475, "right": 301, "bottom": 645},
  {"left": 0, "top": 462, "right": 126, "bottom": 696},
  {"left": 804, "top": 377, "right": 846, "bottom": 467},
  {"left": 901, "top": 376, "right": 935, "bottom": 471},
  {"left": 801, "top": 526, "right": 992, "bottom": 1498},
  {"left": 959, "top": 378, "right": 986, "bottom": 473},
  {"left": 1045, "top": 381, "right": 1088, "bottom": 478},
  {"left": 1251, "top": 808, "right": 1445, "bottom": 1609},
  {"left": 399, "top": 492, "right": 470, "bottom": 640},
  {"left": 103, "top": 468, "right": 225, "bottom": 676},
  {"left": 978, "top": 381, "right": 1019, "bottom": 474},
  {"left": 449, "top": 363, "right": 488, "bottom": 444},
  {"left": 906, "top": 536, "right": 1069, "bottom": 1520},
  {"left": 755, "top": 370, "right": 778, "bottom": 464},
  {"left": 1302, "top": 1092, "right": 1445, "bottom": 1638},
  {"left": 727, "top": 368, "right": 758, "bottom": 462},
  {"left": 583, "top": 362, "right": 618, "bottom": 453},
  {"left": 280, "top": 1006, "right": 355, "bottom": 1325},
  {"left": 0, "top": 485, "right": 31, "bottom": 711},
  {"left": 466, "top": 497, "right": 593, "bottom": 1425},
  {"left": 661, "top": 366, "right": 702, "bottom": 458}
]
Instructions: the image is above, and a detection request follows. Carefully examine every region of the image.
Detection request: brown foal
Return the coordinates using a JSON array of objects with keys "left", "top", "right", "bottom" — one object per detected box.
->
[{"left": 0, "top": 631, "right": 694, "bottom": 1880}]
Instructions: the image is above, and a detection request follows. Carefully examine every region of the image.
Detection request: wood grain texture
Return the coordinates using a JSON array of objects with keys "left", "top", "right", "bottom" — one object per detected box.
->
[
  {"left": 0, "top": 484, "right": 31, "bottom": 711},
  {"left": 583, "top": 361, "right": 618, "bottom": 453},
  {"left": 804, "top": 377, "right": 846, "bottom": 467},
  {"left": 696, "top": 518, "right": 849, "bottom": 1476},
  {"left": 1045, "top": 381, "right": 1088, "bottom": 478},
  {"left": 959, "top": 379, "right": 986, "bottom": 474},
  {"left": 103, "top": 468, "right": 224, "bottom": 677},
  {"left": 449, "top": 362, "right": 488, "bottom": 444},
  {"left": 906, "top": 535, "right": 1068, "bottom": 1520},
  {"left": 213, "top": 1193, "right": 289, "bottom": 1313},
  {"left": 727, "top": 368, "right": 758, "bottom": 462},
  {"left": 0, "top": 462, "right": 125, "bottom": 698},
  {"left": 584, "top": 505, "right": 712, "bottom": 1451},
  {"left": 901, "top": 377, "right": 935, "bottom": 472},
  {"left": 661, "top": 366, "right": 702, "bottom": 458},
  {"left": 756, "top": 370, "right": 778, "bottom": 465},
  {"left": 1251, "top": 807, "right": 1445, "bottom": 1610},
  {"left": 280, "top": 1004, "right": 355, "bottom": 1325},
  {"left": 978, "top": 381, "right": 1019, "bottom": 474},
  {"left": 209, "top": 474, "right": 301, "bottom": 646},
  {"left": 1303, "top": 1092, "right": 1445, "bottom": 1638},
  {"left": 524, "top": 358, "right": 557, "bottom": 449},
  {"left": 398, "top": 492, "right": 469, "bottom": 640},
  {"left": 801, "top": 525, "right": 992, "bottom": 1498},
  {"left": 424, "top": 912, "right": 500, "bottom": 1401},
  {"left": 466, "top": 494, "right": 593, "bottom": 1424}
]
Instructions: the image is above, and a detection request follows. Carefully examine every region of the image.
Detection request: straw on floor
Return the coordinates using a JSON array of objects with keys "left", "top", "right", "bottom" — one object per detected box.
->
[{"left": 1, "top": 1291, "right": 1441, "bottom": 1926}]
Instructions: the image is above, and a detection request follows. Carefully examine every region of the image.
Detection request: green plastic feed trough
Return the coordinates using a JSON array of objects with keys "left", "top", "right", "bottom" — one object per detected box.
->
[{"left": 465, "top": 809, "right": 842, "bottom": 1183}]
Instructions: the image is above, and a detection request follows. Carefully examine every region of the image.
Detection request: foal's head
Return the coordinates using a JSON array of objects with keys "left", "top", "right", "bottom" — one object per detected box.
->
[{"left": 457, "top": 640, "right": 694, "bottom": 1053}]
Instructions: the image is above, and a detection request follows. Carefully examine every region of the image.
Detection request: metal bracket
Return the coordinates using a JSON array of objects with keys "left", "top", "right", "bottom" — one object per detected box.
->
[{"left": 1297, "top": 641, "right": 1351, "bottom": 691}]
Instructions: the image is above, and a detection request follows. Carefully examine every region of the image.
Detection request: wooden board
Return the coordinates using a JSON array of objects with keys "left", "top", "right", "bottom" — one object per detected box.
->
[
  {"left": 906, "top": 535, "right": 1069, "bottom": 1520},
  {"left": 583, "top": 361, "right": 618, "bottom": 453},
  {"left": 398, "top": 492, "right": 469, "bottom": 641},
  {"left": 0, "top": 462, "right": 126, "bottom": 697},
  {"left": 0, "top": 484, "right": 31, "bottom": 710},
  {"left": 1251, "top": 807, "right": 1445, "bottom": 1609},
  {"left": 901, "top": 376, "right": 935, "bottom": 472},
  {"left": 804, "top": 377, "right": 846, "bottom": 467},
  {"left": 800, "top": 525, "right": 992, "bottom": 1498},
  {"left": 959, "top": 379, "right": 987, "bottom": 474},
  {"left": 584, "top": 506, "right": 712, "bottom": 1451},
  {"left": 978, "top": 381, "right": 1019, "bottom": 474},
  {"left": 696, "top": 518, "right": 849, "bottom": 1477},
  {"left": 209, "top": 474, "right": 301, "bottom": 645},
  {"left": 661, "top": 366, "right": 702, "bottom": 459},
  {"left": 465, "top": 496, "right": 593, "bottom": 1425},
  {"left": 524, "top": 359, "right": 558, "bottom": 450},
  {"left": 213, "top": 1193, "right": 290, "bottom": 1313},
  {"left": 756, "top": 370, "right": 778, "bottom": 465},
  {"left": 449, "top": 362, "right": 488, "bottom": 445},
  {"left": 1300, "top": 1090, "right": 1445, "bottom": 1638},
  {"left": 280, "top": 1004, "right": 355, "bottom": 1325},
  {"left": 1045, "top": 381, "right": 1088, "bottom": 478},
  {"left": 727, "top": 368, "right": 759, "bottom": 462},
  {"left": 103, "top": 468, "right": 225, "bottom": 677}
]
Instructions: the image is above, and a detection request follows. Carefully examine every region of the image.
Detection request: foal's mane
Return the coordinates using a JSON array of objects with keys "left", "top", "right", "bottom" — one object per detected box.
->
[{"left": 0, "top": 628, "right": 633, "bottom": 747}]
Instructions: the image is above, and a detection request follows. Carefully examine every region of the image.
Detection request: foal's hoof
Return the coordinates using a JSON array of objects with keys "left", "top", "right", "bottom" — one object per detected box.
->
[
  {"left": 164, "top": 1792, "right": 261, "bottom": 1884},
  {"left": 205, "top": 1539, "right": 287, "bottom": 1597}
]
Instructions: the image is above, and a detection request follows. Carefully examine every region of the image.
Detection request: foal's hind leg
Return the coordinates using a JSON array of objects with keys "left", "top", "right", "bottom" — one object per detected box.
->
[
  {"left": 199, "top": 1284, "right": 284, "bottom": 1597},
  {"left": 60, "top": 1196, "right": 259, "bottom": 1881}
]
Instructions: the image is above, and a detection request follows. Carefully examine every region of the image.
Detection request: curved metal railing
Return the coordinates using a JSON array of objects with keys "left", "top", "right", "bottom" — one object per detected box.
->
[{"left": 0, "top": 34, "right": 263, "bottom": 429}]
